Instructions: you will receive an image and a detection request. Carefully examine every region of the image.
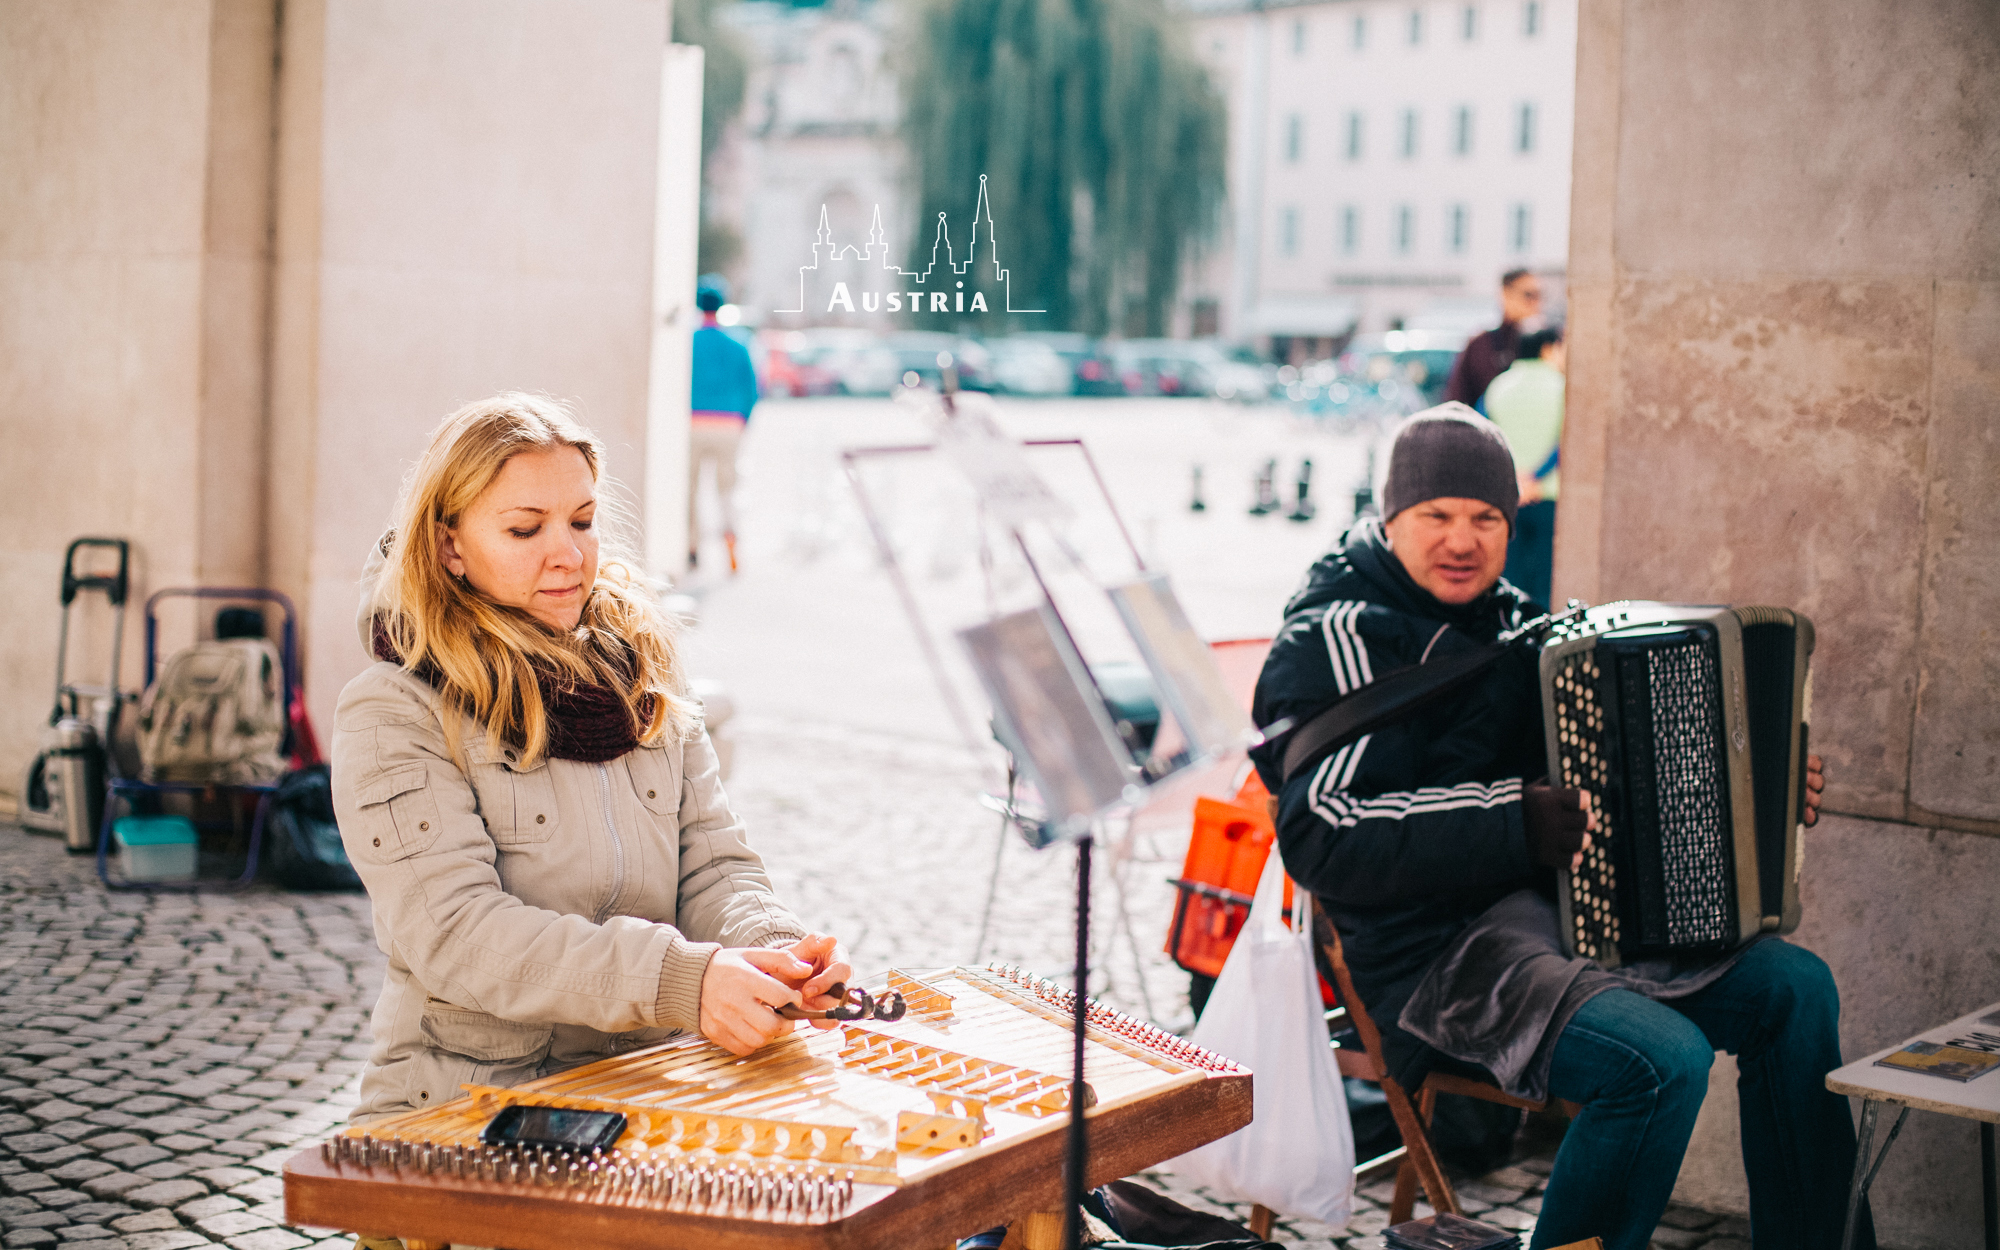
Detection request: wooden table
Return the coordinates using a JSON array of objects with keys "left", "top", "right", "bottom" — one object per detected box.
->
[{"left": 1826, "top": 1000, "right": 2000, "bottom": 1250}]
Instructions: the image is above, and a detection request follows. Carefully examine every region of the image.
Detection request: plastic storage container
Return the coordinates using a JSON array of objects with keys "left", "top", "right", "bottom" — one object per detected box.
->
[{"left": 113, "top": 815, "right": 198, "bottom": 881}]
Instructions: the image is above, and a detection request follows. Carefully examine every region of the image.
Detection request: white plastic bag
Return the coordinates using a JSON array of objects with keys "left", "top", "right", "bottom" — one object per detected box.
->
[{"left": 1168, "top": 854, "right": 1354, "bottom": 1227}]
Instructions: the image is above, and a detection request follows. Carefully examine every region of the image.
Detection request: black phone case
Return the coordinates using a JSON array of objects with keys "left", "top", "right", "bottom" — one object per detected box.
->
[{"left": 478, "top": 1104, "right": 627, "bottom": 1152}]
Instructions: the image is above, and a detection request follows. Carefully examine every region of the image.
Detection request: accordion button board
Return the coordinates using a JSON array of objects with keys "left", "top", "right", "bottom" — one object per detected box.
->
[
  {"left": 282, "top": 966, "right": 1249, "bottom": 1250},
  {"left": 1541, "top": 603, "right": 1813, "bottom": 968}
]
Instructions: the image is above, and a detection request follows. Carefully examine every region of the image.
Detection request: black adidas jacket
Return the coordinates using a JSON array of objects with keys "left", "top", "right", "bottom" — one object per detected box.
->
[{"left": 1249, "top": 518, "right": 1549, "bottom": 1089}]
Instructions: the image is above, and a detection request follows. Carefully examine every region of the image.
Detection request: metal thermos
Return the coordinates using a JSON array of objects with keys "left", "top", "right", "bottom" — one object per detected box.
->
[{"left": 45, "top": 717, "right": 105, "bottom": 853}]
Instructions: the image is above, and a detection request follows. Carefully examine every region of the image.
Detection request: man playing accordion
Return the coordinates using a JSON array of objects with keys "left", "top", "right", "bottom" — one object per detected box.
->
[{"left": 1250, "top": 406, "right": 1867, "bottom": 1250}]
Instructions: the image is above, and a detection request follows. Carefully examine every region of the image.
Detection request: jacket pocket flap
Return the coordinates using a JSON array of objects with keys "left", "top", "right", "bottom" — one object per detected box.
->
[
  {"left": 466, "top": 738, "right": 547, "bottom": 774},
  {"left": 358, "top": 765, "right": 428, "bottom": 808},
  {"left": 420, "top": 1003, "right": 554, "bottom": 1063}
]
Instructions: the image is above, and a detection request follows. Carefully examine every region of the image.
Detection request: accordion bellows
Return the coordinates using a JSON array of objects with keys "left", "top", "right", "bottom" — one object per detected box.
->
[{"left": 1540, "top": 603, "right": 1815, "bottom": 967}]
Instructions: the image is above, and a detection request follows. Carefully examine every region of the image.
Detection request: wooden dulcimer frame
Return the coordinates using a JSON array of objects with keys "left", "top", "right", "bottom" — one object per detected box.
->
[{"left": 282, "top": 966, "right": 1250, "bottom": 1250}]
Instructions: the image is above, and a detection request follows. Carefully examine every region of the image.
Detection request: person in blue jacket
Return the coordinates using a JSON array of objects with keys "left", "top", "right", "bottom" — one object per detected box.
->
[{"left": 689, "top": 286, "right": 758, "bottom": 572}]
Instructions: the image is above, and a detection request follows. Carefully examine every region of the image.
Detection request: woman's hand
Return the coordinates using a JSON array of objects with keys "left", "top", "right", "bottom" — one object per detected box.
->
[
  {"left": 698, "top": 946, "right": 811, "bottom": 1055},
  {"left": 780, "top": 934, "right": 854, "bottom": 1031},
  {"left": 1803, "top": 754, "right": 1826, "bottom": 827}
]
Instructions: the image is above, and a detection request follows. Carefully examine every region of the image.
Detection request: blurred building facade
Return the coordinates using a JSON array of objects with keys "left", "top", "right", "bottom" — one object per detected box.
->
[
  {"left": 709, "top": 0, "right": 906, "bottom": 327},
  {"left": 1563, "top": 1, "right": 1998, "bottom": 1241},
  {"left": 0, "top": 0, "right": 699, "bottom": 797},
  {"left": 1183, "top": 0, "right": 1575, "bottom": 355}
]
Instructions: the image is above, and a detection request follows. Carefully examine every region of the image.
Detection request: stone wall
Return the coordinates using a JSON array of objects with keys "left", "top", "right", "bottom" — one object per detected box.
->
[
  {"left": 1561, "top": 2, "right": 2000, "bottom": 1244},
  {"left": 0, "top": 0, "right": 685, "bottom": 791},
  {"left": 0, "top": 0, "right": 273, "bottom": 787}
]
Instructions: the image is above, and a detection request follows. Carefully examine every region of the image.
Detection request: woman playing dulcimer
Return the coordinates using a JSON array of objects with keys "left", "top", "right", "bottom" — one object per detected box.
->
[{"left": 331, "top": 394, "right": 850, "bottom": 1248}]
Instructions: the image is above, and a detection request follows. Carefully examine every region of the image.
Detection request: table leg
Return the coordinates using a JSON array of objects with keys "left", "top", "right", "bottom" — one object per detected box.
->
[
  {"left": 1841, "top": 1100, "right": 1877, "bottom": 1250},
  {"left": 1843, "top": 1099, "right": 1910, "bottom": 1250},
  {"left": 1982, "top": 1121, "right": 1997, "bottom": 1250},
  {"left": 1000, "top": 1210, "right": 1067, "bottom": 1250}
]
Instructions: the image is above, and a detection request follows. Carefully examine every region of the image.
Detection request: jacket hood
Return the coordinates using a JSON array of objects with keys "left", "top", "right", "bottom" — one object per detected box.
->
[
  {"left": 1284, "top": 517, "right": 1523, "bottom": 634},
  {"left": 355, "top": 532, "right": 392, "bottom": 655}
]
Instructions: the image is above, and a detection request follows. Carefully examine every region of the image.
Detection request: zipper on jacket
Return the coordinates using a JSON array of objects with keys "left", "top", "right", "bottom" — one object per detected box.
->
[{"left": 594, "top": 763, "right": 626, "bottom": 922}]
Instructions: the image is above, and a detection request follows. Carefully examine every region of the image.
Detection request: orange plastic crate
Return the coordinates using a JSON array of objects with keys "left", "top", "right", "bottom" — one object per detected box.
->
[{"left": 1166, "top": 773, "right": 1334, "bottom": 1006}]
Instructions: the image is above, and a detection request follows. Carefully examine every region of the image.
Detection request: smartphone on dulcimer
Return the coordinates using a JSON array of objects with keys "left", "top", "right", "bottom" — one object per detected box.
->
[{"left": 477, "top": 1105, "right": 628, "bottom": 1152}]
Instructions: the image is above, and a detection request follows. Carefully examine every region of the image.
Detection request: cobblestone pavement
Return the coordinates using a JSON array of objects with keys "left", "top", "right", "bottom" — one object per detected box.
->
[
  {"left": 1131, "top": 1159, "right": 1750, "bottom": 1250},
  {"left": 0, "top": 832, "right": 378, "bottom": 1250},
  {"left": 3, "top": 724, "right": 1743, "bottom": 1250}
]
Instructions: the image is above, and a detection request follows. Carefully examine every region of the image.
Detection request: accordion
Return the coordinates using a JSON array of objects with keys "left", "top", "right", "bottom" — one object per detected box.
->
[{"left": 1540, "top": 603, "right": 1815, "bottom": 967}]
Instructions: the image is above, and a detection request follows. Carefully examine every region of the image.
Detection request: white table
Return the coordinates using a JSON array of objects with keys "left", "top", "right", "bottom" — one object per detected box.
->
[{"left": 1826, "top": 1000, "right": 2000, "bottom": 1250}]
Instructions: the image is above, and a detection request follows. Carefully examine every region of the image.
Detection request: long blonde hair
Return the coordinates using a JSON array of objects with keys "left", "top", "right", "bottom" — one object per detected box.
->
[{"left": 371, "top": 393, "right": 696, "bottom": 764}]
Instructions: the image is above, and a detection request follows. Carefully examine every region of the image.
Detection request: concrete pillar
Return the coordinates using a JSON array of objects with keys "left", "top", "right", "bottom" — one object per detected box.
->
[
  {"left": 267, "top": 0, "right": 673, "bottom": 738},
  {"left": 0, "top": 0, "right": 276, "bottom": 777},
  {"left": 646, "top": 42, "right": 703, "bottom": 581},
  {"left": 1562, "top": 2, "right": 2000, "bottom": 1243}
]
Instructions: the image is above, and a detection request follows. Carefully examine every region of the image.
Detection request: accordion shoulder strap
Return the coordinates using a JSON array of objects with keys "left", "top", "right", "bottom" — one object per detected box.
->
[{"left": 1275, "top": 634, "right": 1515, "bottom": 787}]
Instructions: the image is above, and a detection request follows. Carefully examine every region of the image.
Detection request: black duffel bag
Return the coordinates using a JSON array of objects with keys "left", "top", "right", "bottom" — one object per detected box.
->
[{"left": 262, "top": 764, "right": 363, "bottom": 891}]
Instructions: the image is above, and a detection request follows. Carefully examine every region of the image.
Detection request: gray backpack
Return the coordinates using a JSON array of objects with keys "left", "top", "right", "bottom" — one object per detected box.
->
[{"left": 137, "top": 638, "right": 288, "bottom": 784}]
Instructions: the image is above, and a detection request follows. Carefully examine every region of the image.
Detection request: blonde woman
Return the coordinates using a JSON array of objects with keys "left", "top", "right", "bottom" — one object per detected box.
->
[{"left": 332, "top": 393, "right": 847, "bottom": 1128}]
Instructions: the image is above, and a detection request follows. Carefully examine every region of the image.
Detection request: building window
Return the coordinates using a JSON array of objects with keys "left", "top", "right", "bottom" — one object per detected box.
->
[
  {"left": 1281, "top": 207, "right": 1299, "bottom": 256},
  {"left": 1463, "top": 5, "right": 1478, "bottom": 39},
  {"left": 1516, "top": 102, "right": 1537, "bottom": 153},
  {"left": 1286, "top": 113, "right": 1303, "bottom": 162},
  {"left": 1353, "top": 14, "right": 1367, "bottom": 49},
  {"left": 1396, "top": 205, "right": 1415, "bottom": 254},
  {"left": 1346, "top": 111, "right": 1365, "bottom": 160},
  {"left": 1341, "top": 206, "right": 1360, "bottom": 254},
  {"left": 1524, "top": 0, "right": 1541, "bottom": 35},
  {"left": 1292, "top": 18, "right": 1307, "bottom": 53},
  {"left": 1408, "top": 9, "right": 1423, "bottom": 44},
  {"left": 1510, "top": 203, "right": 1533, "bottom": 252},
  {"left": 1454, "top": 105, "right": 1473, "bottom": 154},
  {"left": 1400, "top": 108, "right": 1419, "bottom": 158},
  {"left": 1449, "top": 203, "right": 1468, "bottom": 252}
]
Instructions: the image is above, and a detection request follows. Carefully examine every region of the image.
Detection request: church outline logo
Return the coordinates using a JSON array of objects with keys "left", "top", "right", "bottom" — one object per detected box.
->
[{"left": 776, "top": 175, "right": 1045, "bottom": 317}]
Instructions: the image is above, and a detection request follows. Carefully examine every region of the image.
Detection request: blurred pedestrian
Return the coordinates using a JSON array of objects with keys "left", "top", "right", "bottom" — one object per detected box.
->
[
  {"left": 690, "top": 285, "right": 759, "bottom": 572},
  {"left": 1444, "top": 269, "right": 1543, "bottom": 411},
  {"left": 1485, "top": 325, "right": 1565, "bottom": 606}
]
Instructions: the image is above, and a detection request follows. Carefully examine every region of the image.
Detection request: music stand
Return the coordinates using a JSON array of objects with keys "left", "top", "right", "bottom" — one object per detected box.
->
[{"left": 842, "top": 385, "right": 1262, "bottom": 1250}]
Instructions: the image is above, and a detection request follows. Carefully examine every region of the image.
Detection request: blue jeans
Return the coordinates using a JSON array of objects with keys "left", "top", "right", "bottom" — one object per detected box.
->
[{"left": 1528, "top": 940, "right": 1874, "bottom": 1250}]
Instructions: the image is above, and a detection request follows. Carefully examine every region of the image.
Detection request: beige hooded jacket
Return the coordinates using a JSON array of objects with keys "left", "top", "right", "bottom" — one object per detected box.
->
[{"left": 332, "top": 572, "right": 803, "bottom": 1122}]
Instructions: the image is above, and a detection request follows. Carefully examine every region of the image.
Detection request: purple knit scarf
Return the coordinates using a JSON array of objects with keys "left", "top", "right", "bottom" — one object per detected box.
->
[{"left": 372, "top": 619, "right": 647, "bottom": 764}]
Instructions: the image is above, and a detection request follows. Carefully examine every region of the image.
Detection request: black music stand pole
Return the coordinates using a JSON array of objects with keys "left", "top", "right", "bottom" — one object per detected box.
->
[{"left": 1065, "top": 832, "right": 1092, "bottom": 1250}]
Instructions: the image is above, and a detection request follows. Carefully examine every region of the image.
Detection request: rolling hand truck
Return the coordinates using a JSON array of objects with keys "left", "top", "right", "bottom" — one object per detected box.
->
[{"left": 19, "top": 538, "right": 132, "bottom": 851}]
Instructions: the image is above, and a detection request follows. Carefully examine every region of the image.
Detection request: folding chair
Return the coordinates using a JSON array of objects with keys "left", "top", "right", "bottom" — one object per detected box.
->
[{"left": 1309, "top": 904, "right": 1574, "bottom": 1223}]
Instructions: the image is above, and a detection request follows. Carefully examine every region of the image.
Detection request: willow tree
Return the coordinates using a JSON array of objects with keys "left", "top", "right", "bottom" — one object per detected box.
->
[
  {"left": 674, "top": 0, "right": 750, "bottom": 277},
  {"left": 901, "top": 0, "right": 1227, "bottom": 335}
]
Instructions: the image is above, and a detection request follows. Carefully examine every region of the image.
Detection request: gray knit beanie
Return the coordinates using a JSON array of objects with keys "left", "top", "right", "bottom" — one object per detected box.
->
[{"left": 1380, "top": 402, "right": 1519, "bottom": 531}]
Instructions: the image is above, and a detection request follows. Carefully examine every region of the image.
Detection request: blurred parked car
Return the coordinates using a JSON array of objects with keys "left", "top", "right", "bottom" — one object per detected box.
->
[
  {"left": 1110, "top": 340, "right": 1187, "bottom": 395},
  {"left": 878, "top": 332, "right": 993, "bottom": 393},
  {"left": 1010, "top": 331, "right": 1123, "bottom": 396},
  {"left": 1283, "top": 366, "right": 1424, "bottom": 423},
  {"left": 1336, "top": 330, "right": 1467, "bottom": 409},
  {"left": 984, "top": 337, "right": 1074, "bottom": 396},
  {"left": 763, "top": 328, "right": 878, "bottom": 397},
  {"left": 1111, "top": 339, "right": 1272, "bottom": 400},
  {"left": 1191, "top": 340, "right": 1276, "bottom": 402}
]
